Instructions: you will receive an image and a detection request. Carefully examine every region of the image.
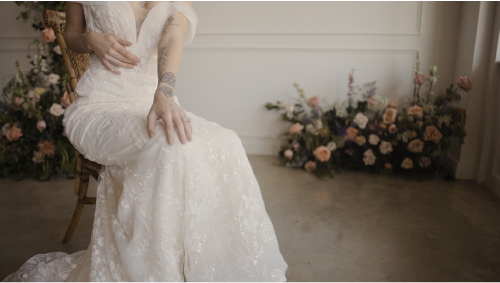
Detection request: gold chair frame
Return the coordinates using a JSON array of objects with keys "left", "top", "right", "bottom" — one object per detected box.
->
[{"left": 43, "top": 9, "right": 102, "bottom": 243}]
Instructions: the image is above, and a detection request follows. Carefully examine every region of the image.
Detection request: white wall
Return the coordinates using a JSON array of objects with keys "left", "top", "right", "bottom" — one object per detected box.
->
[{"left": 0, "top": 1, "right": 462, "bottom": 156}]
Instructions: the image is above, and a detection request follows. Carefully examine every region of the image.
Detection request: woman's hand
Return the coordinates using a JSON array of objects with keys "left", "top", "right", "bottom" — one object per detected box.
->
[
  {"left": 147, "top": 92, "right": 193, "bottom": 145},
  {"left": 87, "top": 31, "right": 141, "bottom": 75}
]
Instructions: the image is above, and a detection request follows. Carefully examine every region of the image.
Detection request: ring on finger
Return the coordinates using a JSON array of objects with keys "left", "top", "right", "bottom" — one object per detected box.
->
[{"left": 182, "top": 117, "right": 191, "bottom": 122}]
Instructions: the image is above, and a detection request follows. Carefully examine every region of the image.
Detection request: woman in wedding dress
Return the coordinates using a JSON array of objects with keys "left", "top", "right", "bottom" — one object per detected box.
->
[{"left": 3, "top": 1, "right": 287, "bottom": 281}]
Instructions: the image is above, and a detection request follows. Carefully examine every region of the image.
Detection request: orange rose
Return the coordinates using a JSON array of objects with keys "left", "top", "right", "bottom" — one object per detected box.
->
[
  {"left": 385, "top": 162, "right": 393, "bottom": 169},
  {"left": 41, "top": 28, "right": 56, "bottom": 43},
  {"left": 455, "top": 107, "right": 466, "bottom": 114},
  {"left": 289, "top": 123, "right": 304, "bottom": 135},
  {"left": 304, "top": 161, "right": 317, "bottom": 172},
  {"left": 6, "top": 126, "right": 23, "bottom": 142},
  {"left": 457, "top": 76, "right": 472, "bottom": 92},
  {"left": 379, "top": 123, "right": 388, "bottom": 131},
  {"left": 284, "top": 149, "right": 293, "bottom": 160},
  {"left": 410, "top": 130, "right": 418, "bottom": 139},
  {"left": 313, "top": 146, "right": 331, "bottom": 162},
  {"left": 346, "top": 126, "right": 358, "bottom": 141},
  {"left": 383, "top": 108, "right": 397, "bottom": 124},
  {"left": 407, "top": 105, "right": 423, "bottom": 119},
  {"left": 37, "top": 140, "right": 56, "bottom": 156},
  {"left": 424, "top": 125, "right": 442, "bottom": 144},
  {"left": 355, "top": 136, "right": 366, "bottom": 146},
  {"left": 407, "top": 139, "right": 424, "bottom": 153}
]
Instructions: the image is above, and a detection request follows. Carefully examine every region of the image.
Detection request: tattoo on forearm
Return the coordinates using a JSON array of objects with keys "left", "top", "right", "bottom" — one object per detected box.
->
[
  {"left": 166, "top": 16, "right": 179, "bottom": 27},
  {"left": 139, "top": 1, "right": 146, "bottom": 8},
  {"left": 159, "top": 85, "right": 174, "bottom": 98},
  {"left": 160, "top": 72, "right": 176, "bottom": 88},
  {"left": 158, "top": 47, "right": 170, "bottom": 72}
]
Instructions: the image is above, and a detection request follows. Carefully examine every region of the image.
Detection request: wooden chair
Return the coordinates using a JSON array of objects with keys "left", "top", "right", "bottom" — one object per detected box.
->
[{"left": 43, "top": 9, "right": 102, "bottom": 243}]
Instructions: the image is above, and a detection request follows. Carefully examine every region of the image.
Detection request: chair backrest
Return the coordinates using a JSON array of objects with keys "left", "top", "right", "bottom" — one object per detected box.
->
[{"left": 42, "top": 9, "right": 89, "bottom": 104}]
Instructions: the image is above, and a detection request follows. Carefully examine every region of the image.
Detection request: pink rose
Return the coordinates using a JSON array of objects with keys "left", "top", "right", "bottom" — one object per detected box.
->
[
  {"left": 407, "top": 139, "right": 424, "bottom": 153},
  {"left": 388, "top": 124, "right": 398, "bottom": 134},
  {"left": 304, "top": 161, "right": 317, "bottom": 172},
  {"left": 28, "top": 90, "right": 40, "bottom": 104},
  {"left": 308, "top": 96, "right": 321, "bottom": 107},
  {"left": 457, "top": 76, "right": 472, "bottom": 92},
  {"left": 346, "top": 127, "right": 358, "bottom": 141},
  {"left": 289, "top": 123, "right": 304, "bottom": 135},
  {"left": 383, "top": 108, "right": 397, "bottom": 124},
  {"left": 414, "top": 74, "right": 426, "bottom": 84},
  {"left": 6, "top": 126, "right": 23, "bottom": 142},
  {"left": 387, "top": 99, "right": 399, "bottom": 110},
  {"left": 407, "top": 105, "right": 423, "bottom": 119},
  {"left": 37, "top": 120, "right": 46, "bottom": 131},
  {"left": 14, "top": 97, "right": 24, "bottom": 107},
  {"left": 41, "top": 28, "right": 56, "bottom": 43},
  {"left": 419, "top": 157, "right": 432, "bottom": 167},
  {"left": 284, "top": 149, "right": 293, "bottom": 160},
  {"left": 313, "top": 146, "right": 331, "bottom": 162},
  {"left": 60, "top": 91, "right": 71, "bottom": 108}
]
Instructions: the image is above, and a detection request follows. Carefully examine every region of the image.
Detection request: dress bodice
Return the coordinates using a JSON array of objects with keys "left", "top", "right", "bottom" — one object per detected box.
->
[{"left": 70, "top": 1, "right": 198, "bottom": 104}]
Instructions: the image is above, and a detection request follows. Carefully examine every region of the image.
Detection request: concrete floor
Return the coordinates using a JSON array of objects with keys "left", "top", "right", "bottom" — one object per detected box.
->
[{"left": 1, "top": 155, "right": 499, "bottom": 281}]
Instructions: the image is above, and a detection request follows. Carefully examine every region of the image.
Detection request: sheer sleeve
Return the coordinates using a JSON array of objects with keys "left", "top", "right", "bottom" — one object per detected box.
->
[{"left": 167, "top": 1, "right": 198, "bottom": 46}]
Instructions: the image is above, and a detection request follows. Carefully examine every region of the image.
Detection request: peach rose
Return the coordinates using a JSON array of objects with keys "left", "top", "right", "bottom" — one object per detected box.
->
[
  {"left": 407, "top": 105, "right": 423, "bottom": 119},
  {"left": 355, "top": 136, "right": 366, "bottom": 146},
  {"left": 313, "top": 145, "right": 331, "bottom": 162},
  {"left": 407, "top": 139, "right": 424, "bottom": 153},
  {"left": 284, "top": 149, "right": 293, "bottom": 160},
  {"left": 383, "top": 108, "right": 397, "bottom": 124},
  {"left": 37, "top": 140, "right": 56, "bottom": 156},
  {"left": 457, "top": 76, "right": 472, "bottom": 92},
  {"left": 290, "top": 123, "right": 304, "bottom": 135},
  {"left": 41, "top": 28, "right": 56, "bottom": 43},
  {"left": 6, "top": 126, "right": 23, "bottom": 142},
  {"left": 388, "top": 124, "right": 398, "bottom": 134},
  {"left": 50, "top": 103, "right": 65, "bottom": 117},
  {"left": 387, "top": 99, "right": 399, "bottom": 110},
  {"left": 414, "top": 74, "right": 426, "bottom": 84},
  {"left": 401, "top": 158, "right": 414, "bottom": 169},
  {"left": 308, "top": 96, "right": 321, "bottom": 107},
  {"left": 37, "top": 120, "right": 46, "bottom": 131},
  {"left": 61, "top": 91, "right": 71, "bottom": 108},
  {"left": 304, "top": 161, "right": 317, "bottom": 172},
  {"left": 424, "top": 125, "right": 442, "bottom": 144},
  {"left": 363, "top": 149, "right": 376, "bottom": 166},
  {"left": 379, "top": 141, "right": 393, "bottom": 155},
  {"left": 346, "top": 126, "right": 358, "bottom": 141}
]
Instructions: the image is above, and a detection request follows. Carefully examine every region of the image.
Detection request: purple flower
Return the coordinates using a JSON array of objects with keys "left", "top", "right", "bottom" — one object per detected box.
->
[
  {"left": 62, "top": 127, "right": 67, "bottom": 137},
  {"left": 346, "top": 148, "right": 354, "bottom": 155},
  {"left": 292, "top": 141, "right": 300, "bottom": 151}
]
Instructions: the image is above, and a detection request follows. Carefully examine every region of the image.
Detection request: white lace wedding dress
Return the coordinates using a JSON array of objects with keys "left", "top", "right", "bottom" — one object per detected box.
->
[{"left": 2, "top": 1, "right": 287, "bottom": 281}]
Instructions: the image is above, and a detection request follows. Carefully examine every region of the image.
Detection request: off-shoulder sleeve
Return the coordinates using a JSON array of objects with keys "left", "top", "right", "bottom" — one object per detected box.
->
[{"left": 167, "top": 1, "right": 198, "bottom": 46}]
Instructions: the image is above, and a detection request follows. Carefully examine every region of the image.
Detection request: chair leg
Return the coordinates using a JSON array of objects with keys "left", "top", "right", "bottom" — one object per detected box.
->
[
  {"left": 63, "top": 167, "right": 91, "bottom": 243},
  {"left": 63, "top": 201, "right": 85, "bottom": 243}
]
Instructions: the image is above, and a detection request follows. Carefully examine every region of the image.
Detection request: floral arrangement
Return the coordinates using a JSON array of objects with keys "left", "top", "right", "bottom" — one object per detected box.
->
[
  {"left": 265, "top": 53, "right": 469, "bottom": 178},
  {"left": 0, "top": 1, "right": 73, "bottom": 180}
]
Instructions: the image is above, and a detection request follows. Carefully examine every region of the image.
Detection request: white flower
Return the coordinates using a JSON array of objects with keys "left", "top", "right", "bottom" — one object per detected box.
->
[
  {"left": 430, "top": 76, "right": 437, "bottom": 84},
  {"left": 315, "top": 119, "right": 323, "bottom": 130},
  {"left": 53, "top": 45, "right": 62, "bottom": 55},
  {"left": 353, "top": 113, "right": 369, "bottom": 129},
  {"left": 32, "top": 151, "right": 44, "bottom": 164},
  {"left": 372, "top": 95, "right": 389, "bottom": 112},
  {"left": 363, "top": 149, "right": 376, "bottom": 166},
  {"left": 327, "top": 141, "right": 337, "bottom": 151},
  {"left": 379, "top": 141, "right": 393, "bottom": 155},
  {"left": 399, "top": 131, "right": 411, "bottom": 143},
  {"left": 333, "top": 101, "right": 346, "bottom": 118},
  {"left": 48, "top": 73, "right": 60, "bottom": 85},
  {"left": 306, "top": 124, "right": 318, "bottom": 135},
  {"left": 285, "top": 104, "right": 294, "bottom": 113},
  {"left": 401, "top": 158, "right": 414, "bottom": 169},
  {"left": 368, "top": 134, "right": 380, "bottom": 145},
  {"left": 50, "top": 103, "right": 65, "bottom": 116},
  {"left": 423, "top": 104, "right": 436, "bottom": 115},
  {"left": 437, "top": 115, "right": 452, "bottom": 127}
]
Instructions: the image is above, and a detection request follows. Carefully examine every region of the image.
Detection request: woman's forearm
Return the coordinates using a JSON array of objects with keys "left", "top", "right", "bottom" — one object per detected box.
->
[
  {"left": 64, "top": 30, "right": 94, "bottom": 54},
  {"left": 156, "top": 12, "right": 189, "bottom": 98}
]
